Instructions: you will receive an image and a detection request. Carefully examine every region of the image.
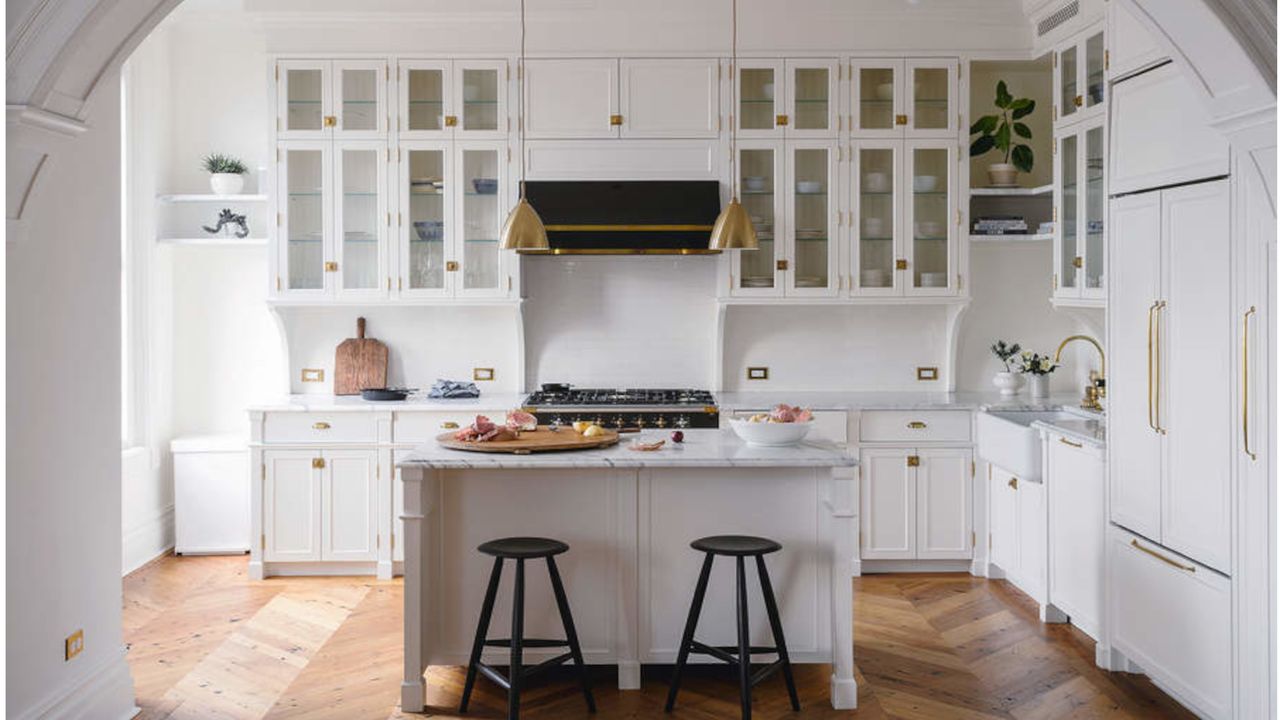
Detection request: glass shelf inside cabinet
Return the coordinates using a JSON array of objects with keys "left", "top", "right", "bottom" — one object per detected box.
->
[
  {"left": 285, "top": 68, "right": 324, "bottom": 132},
  {"left": 406, "top": 148, "right": 446, "bottom": 290},
  {"left": 911, "top": 147, "right": 949, "bottom": 289},
  {"left": 406, "top": 68, "right": 445, "bottom": 132},
  {"left": 739, "top": 68, "right": 776, "bottom": 130},
  {"left": 913, "top": 67, "right": 950, "bottom": 130},
  {"left": 340, "top": 69, "right": 379, "bottom": 132}
]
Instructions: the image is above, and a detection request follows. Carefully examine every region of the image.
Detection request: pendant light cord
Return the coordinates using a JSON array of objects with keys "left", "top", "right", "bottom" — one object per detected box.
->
[
  {"left": 519, "top": 0, "right": 527, "bottom": 200},
  {"left": 729, "top": 0, "right": 738, "bottom": 201}
]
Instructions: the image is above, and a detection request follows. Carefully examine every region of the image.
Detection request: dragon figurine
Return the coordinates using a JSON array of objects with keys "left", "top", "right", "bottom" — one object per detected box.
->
[{"left": 202, "top": 208, "right": 250, "bottom": 238}]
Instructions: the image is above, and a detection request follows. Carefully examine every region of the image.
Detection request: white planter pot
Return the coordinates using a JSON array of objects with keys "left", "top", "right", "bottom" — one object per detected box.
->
[
  {"left": 987, "top": 163, "right": 1018, "bottom": 187},
  {"left": 1028, "top": 373, "right": 1051, "bottom": 399},
  {"left": 993, "top": 371, "right": 1026, "bottom": 396},
  {"left": 210, "top": 173, "right": 245, "bottom": 195}
]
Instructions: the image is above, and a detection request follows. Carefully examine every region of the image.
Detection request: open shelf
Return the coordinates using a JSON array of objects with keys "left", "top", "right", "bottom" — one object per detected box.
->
[
  {"left": 158, "top": 193, "right": 269, "bottom": 203},
  {"left": 157, "top": 237, "right": 268, "bottom": 246},
  {"left": 969, "top": 232, "right": 1054, "bottom": 243},
  {"left": 969, "top": 184, "right": 1053, "bottom": 197}
]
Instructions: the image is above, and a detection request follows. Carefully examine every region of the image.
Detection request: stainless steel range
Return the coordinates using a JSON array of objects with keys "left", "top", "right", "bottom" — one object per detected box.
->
[{"left": 522, "top": 386, "right": 719, "bottom": 429}]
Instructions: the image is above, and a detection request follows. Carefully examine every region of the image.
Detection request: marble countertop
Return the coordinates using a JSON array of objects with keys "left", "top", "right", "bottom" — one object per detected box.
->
[
  {"left": 398, "top": 428, "right": 857, "bottom": 469},
  {"left": 1032, "top": 416, "right": 1107, "bottom": 448},
  {"left": 249, "top": 393, "right": 527, "bottom": 413}
]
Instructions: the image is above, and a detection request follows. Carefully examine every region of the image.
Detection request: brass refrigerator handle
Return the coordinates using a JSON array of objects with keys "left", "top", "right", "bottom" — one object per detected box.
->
[
  {"left": 1155, "top": 301, "right": 1166, "bottom": 434},
  {"left": 1244, "top": 306, "right": 1257, "bottom": 460},
  {"left": 1130, "top": 539, "right": 1195, "bottom": 573},
  {"left": 1147, "top": 300, "right": 1158, "bottom": 431}
]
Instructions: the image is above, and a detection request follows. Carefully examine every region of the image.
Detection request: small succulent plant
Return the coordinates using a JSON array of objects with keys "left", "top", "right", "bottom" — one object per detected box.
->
[
  {"left": 991, "top": 340, "right": 1022, "bottom": 372},
  {"left": 201, "top": 153, "right": 248, "bottom": 175}
]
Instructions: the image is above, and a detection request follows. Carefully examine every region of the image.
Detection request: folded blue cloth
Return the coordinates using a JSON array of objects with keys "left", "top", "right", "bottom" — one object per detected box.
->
[{"left": 427, "top": 379, "right": 481, "bottom": 399}]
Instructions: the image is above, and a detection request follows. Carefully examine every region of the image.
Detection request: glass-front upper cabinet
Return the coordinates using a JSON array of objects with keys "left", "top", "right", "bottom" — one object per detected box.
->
[
  {"left": 1054, "top": 118, "right": 1106, "bottom": 304},
  {"left": 398, "top": 143, "right": 450, "bottom": 298},
  {"left": 277, "top": 60, "right": 387, "bottom": 139},
  {"left": 786, "top": 142, "right": 839, "bottom": 295},
  {"left": 851, "top": 59, "right": 958, "bottom": 138},
  {"left": 334, "top": 142, "right": 388, "bottom": 299},
  {"left": 278, "top": 142, "right": 331, "bottom": 296},
  {"left": 852, "top": 142, "right": 900, "bottom": 295},
  {"left": 456, "top": 143, "right": 507, "bottom": 296},
  {"left": 730, "top": 142, "right": 786, "bottom": 296},
  {"left": 1055, "top": 25, "right": 1106, "bottom": 125},
  {"left": 904, "top": 141, "right": 956, "bottom": 295},
  {"left": 737, "top": 60, "right": 838, "bottom": 138},
  {"left": 399, "top": 60, "right": 508, "bottom": 140}
]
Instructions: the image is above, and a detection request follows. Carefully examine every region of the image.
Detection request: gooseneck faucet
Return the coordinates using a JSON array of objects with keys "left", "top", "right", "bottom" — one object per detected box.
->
[{"left": 1054, "top": 335, "right": 1106, "bottom": 411}]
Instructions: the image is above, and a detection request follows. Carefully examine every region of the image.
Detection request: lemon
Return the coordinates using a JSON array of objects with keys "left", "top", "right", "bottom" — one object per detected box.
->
[{"left": 582, "top": 424, "right": 606, "bottom": 437}]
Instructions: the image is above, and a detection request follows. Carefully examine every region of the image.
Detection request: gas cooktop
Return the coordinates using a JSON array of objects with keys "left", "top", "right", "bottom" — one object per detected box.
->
[
  {"left": 522, "top": 387, "right": 719, "bottom": 429},
  {"left": 523, "top": 387, "right": 716, "bottom": 407}
]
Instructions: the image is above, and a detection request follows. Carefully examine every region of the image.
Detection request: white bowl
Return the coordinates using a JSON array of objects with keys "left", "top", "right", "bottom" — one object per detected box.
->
[
  {"left": 744, "top": 176, "right": 767, "bottom": 192},
  {"left": 920, "top": 272, "right": 948, "bottom": 287},
  {"left": 875, "top": 83, "right": 894, "bottom": 101},
  {"left": 913, "top": 176, "right": 939, "bottom": 193},
  {"left": 762, "top": 82, "right": 775, "bottom": 100},
  {"left": 796, "top": 181, "right": 823, "bottom": 194},
  {"left": 915, "top": 221, "right": 943, "bottom": 237},
  {"left": 729, "top": 417, "right": 814, "bottom": 447}
]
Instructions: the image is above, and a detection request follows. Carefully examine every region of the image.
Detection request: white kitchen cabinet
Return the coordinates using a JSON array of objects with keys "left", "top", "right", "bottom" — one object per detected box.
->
[
  {"left": 850, "top": 58, "right": 958, "bottom": 139},
  {"left": 523, "top": 59, "right": 618, "bottom": 139},
  {"left": 861, "top": 447, "right": 972, "bottom": 561},
  {"left": 731, "top": 140, "right": 786, "bottom": 295},
  {"left": 1108, "top": 179, "right": 1232, "bottom": 574},
  {"left": 277, "top": 59, "right": 387, "bottom": 140},
  {"left": 1107, "top": 1, "right": 1166, "bottom": 81},
  {"left": 322, "top": 450, "right": 379, "bottom": 562},
  {"left": 1045, "top": 434, "right": 1105, "bottom": 639},
  {"left": 1053, "top": 117, "right": 1106, "bottom": 305},
  {"left": 619, "top": 58, "right": 719, "bottom": 139},
  {"left": 1053, "top": 24, "right": 1106, "bottom": 127},
  {"left": 1015, "top": 476, "right": 1047, "bottom": 602},
  {"left": 1109, "top": 62, "right": 1230, "bottom": 195},
  {"left": 398, "top": 59, "right": 508, "bottom": 140},
  {"left": 987, "top": 463, "right": 1018, "bottom": 575},
  {"left": 263, "top": 450, "right": 323, "bottom": 562},
  {"left": 277, "top": 141, "right": 332, "bottom": 297},
  {"left": 1109, "top": 526, "right": 1232, "bottom": 720},
  {"left": 737, "top": 59, "right": 840, "bottom": 139}
]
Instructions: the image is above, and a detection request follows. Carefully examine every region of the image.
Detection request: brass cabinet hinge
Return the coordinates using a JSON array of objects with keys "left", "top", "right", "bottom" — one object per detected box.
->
[
  {"left": 971, "top": 460, "right": 976, "bottom": 477},
  {"left": 971, "top": 531, "right": 976, "bottom": 548},
  {"left": 277, "top": 212, "right": 282, "bottom": 227},
  {"left": 1053, "top": 52, "right": 1058, "bottom": 68},
  {"left": 387, "top": 277, "right": 391, "bottom": 290},
  {"left": 391, "top": 533, "right": 395, "bottom": 550},
  {"left": 275, "top": 65, "right": 279, "bottom": 80},
  {"left": 957, "top": 273, "right": 963, "bottom": 290},
  {"left": 276, "top": 276, "right": 282, "bottom": 291},
  {"left": 1052, "top": 273, "right": 1058, "bottom": 290},
  {"left": 262, "top": 533, "right": 266, "bottom": 550},
  {"left": 1104, "top": 49, "right": 1110, "bottom": 70},
  {"left": 377, "top": 534, "right": 381, "bottom": 549},
  {"left": 261, "top": 464, "right": 266, "bottom": 480}
]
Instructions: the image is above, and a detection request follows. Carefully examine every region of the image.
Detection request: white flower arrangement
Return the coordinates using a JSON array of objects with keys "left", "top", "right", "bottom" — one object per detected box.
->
[{"left": 1018, "top": 351, "right": 1059, "bottom": 376}]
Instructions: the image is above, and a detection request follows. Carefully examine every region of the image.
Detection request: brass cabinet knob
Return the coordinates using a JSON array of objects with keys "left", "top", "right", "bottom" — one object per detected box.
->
[
  {"left": 1072, "top": 256, "right": 1083, "bottom": 268},
  {"left": 312, "top": 458, "right": 326, "bottom": 469},
  {"left": 440, "top": 421, "right": 460, "bottom": 429},
  {"left": 445, "top": 260, "right": 459, "bottom": 272},
  {"left": 323, "top": 115, "right": 337, "bottom": 127},
  {"left": 324, "top": 261, "right": 338, "bottom": 272},
  {"left": 775, "top": 114, "right": 789, "bottom": 126},
  {"left": 1073, "top": 95, "right": 1083, "bottom": 107},
  {"left": 895, "top": 258, "right": 908, "bottom": 270},
  {"left": 444, "top": 115, "right": 458, "bottom": 127},
  {"left": 312, "top": 422, "right": 331, "bottom": 430},
  {"left": 1008, "top": 476, "right": 1018, "bottom": 489},
  {"left": 906, "top": 455, "right": 920, "bottom": 467},
  {"left": 895, "top": 114, "right": 908, "bottom": 125},
  {"left": 776, "top": 259, "right": 789, "bottom": 271},
  {"left": 609, "top": 114, "right": 623, "bottom": 126}
]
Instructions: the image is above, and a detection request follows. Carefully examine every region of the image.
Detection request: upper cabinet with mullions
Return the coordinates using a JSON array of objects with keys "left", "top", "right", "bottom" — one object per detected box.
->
[
  {"left": 278, "top": 60, "right": 388, "bottom": 139},
  {"left": 523, "top": 58, "right": 720, "bottom": 139},
  {"left": 736, "top": 59, "right": 840, "bottom": 138},
  {"left": 1054, "top": 25, "right": 1106, "bottom": 127},
  {"left": 850, "top": 58, "right": 959, "bottom": 138},
  {"left": 397, "top": 60, "right": 508, "bottom": 140}
]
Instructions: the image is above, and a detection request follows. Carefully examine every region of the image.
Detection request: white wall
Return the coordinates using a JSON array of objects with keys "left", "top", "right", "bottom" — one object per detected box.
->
[{"left": 970, "top": 58, "right": 1055, "bottom": 190}]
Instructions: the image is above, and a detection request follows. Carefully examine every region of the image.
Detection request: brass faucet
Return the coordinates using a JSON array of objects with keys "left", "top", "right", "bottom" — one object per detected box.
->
[{"left": 1054, "top": 335, "right": 1106, "bottom": 411}]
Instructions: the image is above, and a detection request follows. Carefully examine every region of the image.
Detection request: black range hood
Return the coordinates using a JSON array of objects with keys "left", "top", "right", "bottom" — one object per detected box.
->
[{"left": 521, "top": 180, "right": 721, "bottom": 255}]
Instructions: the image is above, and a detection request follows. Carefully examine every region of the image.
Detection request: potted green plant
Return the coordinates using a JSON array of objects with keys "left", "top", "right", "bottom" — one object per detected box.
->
[
  {"left": 990, "top": 340, "right": 1025, "bottom": 396},
  {"left": 1017, "top": 351, "right": 1059, "bottom": 399},
  {"left": 969, "top": 81, "right": 1036, "bottom": 187},
  {"left": 202, "top": 153, "right": 249, "bottom": 195}
]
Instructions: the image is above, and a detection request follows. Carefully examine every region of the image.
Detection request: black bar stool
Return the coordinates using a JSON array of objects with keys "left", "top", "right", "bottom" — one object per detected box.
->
[
  {"left": 459, "top": 536, "right": 596, "bottom": 720},
  {"left": 665, "top": 535, "right": 800, "bottom": 719}
]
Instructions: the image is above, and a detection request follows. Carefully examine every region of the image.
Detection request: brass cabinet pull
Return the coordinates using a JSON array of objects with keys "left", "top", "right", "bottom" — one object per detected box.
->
[
  {"left": 1146, "top": 300, "right": 1160, "bottom": 432},
  {"left": 1130, "top": 539, "right": 1195, "bottom": 573},
  {"left": 776, "top": 259, "right": 788, "bottom": 271},
  {"left": 1007, "top": 476, "right": 1018, "bottom": 490},
  {"left": 1058, "top": 437, "right": 1083, "bottom": 448},
  {"left": 609, "top": 114, "right": 623, "bottom": 126},
  {"left": 444, "top": 115, "right": 458, "bottom": 127},
  {"left": 894, "top": 114, "right": 908, "bottom": 125},
  {"left": 906, "top": 421, "right": 927, "bottom": 429},
  {"left": 906, "top": 455, "right": 920, "bottom": 467},
  {"left": 312, "top": 422, "right": 331, "bottom": 430},
  {"left": 1154, "top": 301, "right": 1166, "bottom": 433},
  {"left": 440, "top": 421, "right": 460, "bottom": 430},
  {"left": 775, "top": 114, "right": 789, "bottom": 126},
  {"left": 312, "top": 458, "right": 326, "bottom": 469},
  {"left": 323, "top": 115, "right": 337, "bottom": 127},
  {"left": 895, "top": 258, "right": 908, "bottom": 270},
  {"left": 324, "top": 261, "right": 339, "bottom": 272},
  {"left": 1073, "top": 95, "right": 1083, "bottom": 107},
  {"left": 1243, "top": 305, "right": 1257, "bottom": 460},
  {"left": 1072, "top": 256, "right": 1083, "bottom": 269}
]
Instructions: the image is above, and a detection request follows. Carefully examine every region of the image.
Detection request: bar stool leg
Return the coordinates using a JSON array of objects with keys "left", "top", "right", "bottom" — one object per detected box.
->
[
  {"left": 664, "top": 552, "right": 715, "bottom": 712},
  {"left": 508, "top": 558, "right": 525, "bottom": 720},
  {"left": 546, "top": 556, "right": 596, "bottom": 712},
  {"left": 736, "top": 556, "right": 752, "bottom": 720},
  {"left": 460, "top": 557, "right": 504, "bottom": 713},
  {"left": 756, "top": 555, "right": 800, "bottom": 711}
]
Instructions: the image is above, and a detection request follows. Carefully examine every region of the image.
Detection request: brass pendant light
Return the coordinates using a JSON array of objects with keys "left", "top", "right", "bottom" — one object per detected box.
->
[
  {"left": 500, "top": 0, "right": 549, "bottom": 251},
  {"left": 709, "top": 0, "right": 758, "bottom": 250}
]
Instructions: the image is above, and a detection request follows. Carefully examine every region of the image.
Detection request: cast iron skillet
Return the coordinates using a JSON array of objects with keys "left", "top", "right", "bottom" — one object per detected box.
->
[{"left": 361, "top": 387, "right": 416, "bottom": 402}]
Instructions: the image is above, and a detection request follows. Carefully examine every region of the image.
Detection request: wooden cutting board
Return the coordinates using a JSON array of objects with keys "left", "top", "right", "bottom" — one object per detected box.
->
[
  {"left": 334, "top": 317, "right": 388, "bottom": 395},
  {"left": 437, "top": 426, "right": 620, "bottom": 454}
]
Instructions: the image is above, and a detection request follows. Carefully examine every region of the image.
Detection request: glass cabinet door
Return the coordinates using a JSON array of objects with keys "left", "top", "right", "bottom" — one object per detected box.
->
[
  {"left": 278, "top": 61, "right": 330, "bottom": 138},
  {"left": 786, "top": 60, "right": 838, "bottom": 138},
  {"left": 455, "top": 61, "right": 507, "bottom": 138},
  {"left": 853, "top": 143, "right": 900, "bottom": 294},
  {"left": 904, "top": 142, "right": 954, "bottom": 295},
  {"left": 1057, "top": 131, "right": 1080, "bottom": 295},
  {"left": 787, "top": 143, "right": 838, "bottom": 295},
  {"left": 737, "top": 61, "right": 784, "bottom": 138},
  {"left": 732, "top": 143, "right": 784, "bottom": 296},
  {"left": 1083, "top": 123, "right": 1106, "bottom": 297},
  {"left": 399, "top": 61, "right": 450, "bottom": 137},
  {"left": 1058, "top": 43, "right": 1079, "bottom": 122},
  {"left": 278, "top": 142, "right": 331, "bottom": 294},
  {"left": 334, "top": 142, "right": 386, "bottom": 298},
  {"left": 851, "top": 60, "right": 901, "bottom": 138},
  {"left": 905, "top": 59, "right": 957, "bottom": 137},
  {"left": 1083, "top": 31, "right": 1106, "bottom": 111},
  {"left": 399, "top": 144, "right": 450, "bottom": 297},
  {"left": 456, "top": 144, "right": 506, "bottom": 296},
  {"left": 334, "top": 61, "right": 386, "bottom": 137}
]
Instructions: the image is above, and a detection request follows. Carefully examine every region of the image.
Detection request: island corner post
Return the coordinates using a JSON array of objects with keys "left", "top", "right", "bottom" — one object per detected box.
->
[{"left": 398, "top": 445, "right": 859, "bottom": 713}]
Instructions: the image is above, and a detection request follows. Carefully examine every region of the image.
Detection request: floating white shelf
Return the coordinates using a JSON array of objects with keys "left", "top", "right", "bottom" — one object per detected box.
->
[
  {"left": 969, "top": 232, "right": 1054, "bottom": 242},
  {"left": 157, "top": 237, "right": 268, "bottom": 246},
  {"left": 969, "top": 184, "right": 1053, "bottom": 197},
  {"left": 157, "top": 193, "right": 269, "bottom": 203}
]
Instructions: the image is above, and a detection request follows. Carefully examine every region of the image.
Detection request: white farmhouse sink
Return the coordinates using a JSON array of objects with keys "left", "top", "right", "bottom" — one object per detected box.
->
[{"left": 976, "top": 410, "right": 1082, "bottom": 481}]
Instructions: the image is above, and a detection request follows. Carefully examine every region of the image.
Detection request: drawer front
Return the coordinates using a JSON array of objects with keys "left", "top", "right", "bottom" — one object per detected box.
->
[
  {"left": 725, "top": 410, "right": 848, "bottom": 445},
  {"left": 1109, "top": 526, "right": 1231, "bottom": 720},
  {"left": 262, "top": 413, "right": 378, "bottom": 444},
  {"left": 859, "top": 410, "right": 971, "bottom": 443},
  {"left": 394, "top": 411, "right": 501, "bottom": 444}
]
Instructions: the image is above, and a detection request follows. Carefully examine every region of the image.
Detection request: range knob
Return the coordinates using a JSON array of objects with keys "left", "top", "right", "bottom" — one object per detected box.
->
[
  {"left": 550, "top": 415, "right": 564, "bottom": 427},
  {"left": 654, "top": 416, "right": 667, "bottom": 428},
  {"left": 675, "top": 415, "right": 690, "bottom": 428},
  {"left": 635, "top": 416, "right": 647, "bottom": 428},
  {"left": 612, "top": 416, "right": 626, "bottom": 428},
  {"left": 594, "top": 417, "right": 604, "bottom": 426}
]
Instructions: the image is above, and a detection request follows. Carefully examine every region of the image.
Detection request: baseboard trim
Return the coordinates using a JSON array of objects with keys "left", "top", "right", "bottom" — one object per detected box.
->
[
  {"left": 122, "top": 504, "right": 175, "bottom": 575},
  {"left": 860, "top": 559, "right": 973, "bottom": 574},
  {"left": 13, "top": 645, "right": 137, "bottom": 720}
]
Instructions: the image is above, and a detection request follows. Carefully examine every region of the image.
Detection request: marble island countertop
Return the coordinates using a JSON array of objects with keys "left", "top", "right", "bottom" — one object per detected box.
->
[{"left": 397, "top": 428, "right": 857, "bottom": 469}]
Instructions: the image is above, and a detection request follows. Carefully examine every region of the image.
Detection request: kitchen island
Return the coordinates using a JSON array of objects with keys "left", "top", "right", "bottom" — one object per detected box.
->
[{"left": 398, "top": 429, "right": 859, "bottom": 712}]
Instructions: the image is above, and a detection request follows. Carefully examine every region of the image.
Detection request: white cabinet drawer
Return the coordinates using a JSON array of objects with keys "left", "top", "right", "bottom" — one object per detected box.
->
[
  {"left": 859, "top": 411, "right": 970, "bottom": 443},
  {"left": 262, "top": 413, "right": 378, "bottom": 444},
  {"left": 1109, "top": 526, "right": 1231, "bottom": 720},
  {"left": 394, "top": 411, "right": 500, "bottom": 444}
]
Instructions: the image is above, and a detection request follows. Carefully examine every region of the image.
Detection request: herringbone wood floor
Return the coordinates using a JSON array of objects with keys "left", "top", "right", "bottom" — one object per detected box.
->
[{"left": 124, "top": 555, "right": 1196, "bottom": 719}]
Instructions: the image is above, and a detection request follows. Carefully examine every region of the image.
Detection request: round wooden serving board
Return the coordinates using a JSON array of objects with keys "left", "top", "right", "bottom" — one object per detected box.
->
[{"left": 436, "top": 426, "right": 620, "bottom": 454}]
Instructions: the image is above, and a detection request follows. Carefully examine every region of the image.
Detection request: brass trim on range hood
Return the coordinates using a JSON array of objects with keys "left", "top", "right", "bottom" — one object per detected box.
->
[
  {"left": 517, "top": 247, "right": 723, "bottom": 256},
  {"left": 543, "top": 224, "right": 715, "bottom": 232}
]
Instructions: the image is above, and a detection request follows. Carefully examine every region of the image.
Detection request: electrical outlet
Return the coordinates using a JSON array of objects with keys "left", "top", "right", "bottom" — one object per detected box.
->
[
  {"left": 65, "top": 630, "right": 83, "bottom": 661},
  {"left": 473, "top": 367, "right": 495, "bottom": 381},
  {"left": 747, "top": 367, "right": 769, "bottom": 381},
  {"left": 916, "top": 367, "right": 939, "bottom": 381},
  {"left": 301, "top": 368, "right": 325, "bottom": 383}
]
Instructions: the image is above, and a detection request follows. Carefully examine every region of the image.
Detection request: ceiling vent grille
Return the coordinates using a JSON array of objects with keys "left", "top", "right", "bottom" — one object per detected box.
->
[{"left": 1037, "top": 0, "right": 1080, "bottom": 37}]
